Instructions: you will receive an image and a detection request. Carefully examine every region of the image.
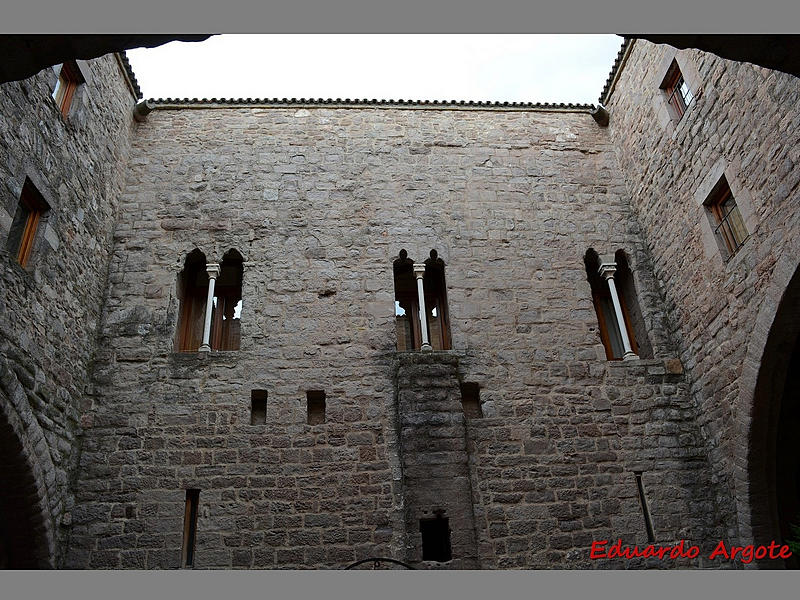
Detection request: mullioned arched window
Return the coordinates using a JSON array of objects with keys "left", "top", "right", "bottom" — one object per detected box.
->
[
  {"left": 393, "top": 249, "right": 452, "bottom": 351},
  {"left": 584, "top": 248, "right": 650, "bottom": 361},
  {"left": 175, "top": 248, "right": 243, "bottom": 352}
]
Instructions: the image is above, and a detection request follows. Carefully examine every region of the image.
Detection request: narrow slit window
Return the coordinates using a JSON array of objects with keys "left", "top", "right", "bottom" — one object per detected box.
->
[
  {"left": 306, "top": 390, "right": 326, "bottom": 425},
  {"left": 420, "top": 513, "right": 452, "bottom": 562},
  {"left": 634, "top": 473, "right": 656, "bottom": 543},
  {"left": 251, "top": 390, "right": 267, "bottom": 425},
  {"left": 5, "top": 178, "right": 49, "bottom": 268},
  {"left": 181, "top": 489, "right": 200, "bottom": 568},
  {"left": 460, "top": 382, "right": 483, "bottom": 419}
]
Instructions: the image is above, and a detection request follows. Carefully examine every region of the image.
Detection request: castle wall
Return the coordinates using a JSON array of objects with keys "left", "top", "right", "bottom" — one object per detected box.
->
[
  {"left": 606, "top": 40, "right": 800, "bottom": 547},
  {"left": 0, "top": 54, "right": 137, "bottom": 566},
  {"left": 66, "top": 104, "right": 720, "bottom": 568}
]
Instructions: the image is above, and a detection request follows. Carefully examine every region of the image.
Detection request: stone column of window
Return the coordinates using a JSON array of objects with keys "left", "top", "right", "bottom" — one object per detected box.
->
[
  {"left": 598, "top": 262, "right": 639, "bottom": 361},
  {"left": 413, "top": 263, "right": 432, "bottom": 351},
  {"left": 198, "top": 263, "right": 221, "bottom": 353}
]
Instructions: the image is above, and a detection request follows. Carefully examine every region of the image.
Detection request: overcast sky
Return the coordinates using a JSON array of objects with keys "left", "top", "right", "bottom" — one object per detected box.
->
[{"left": 126, "top": 34, "right": 623, "bottom": 104}]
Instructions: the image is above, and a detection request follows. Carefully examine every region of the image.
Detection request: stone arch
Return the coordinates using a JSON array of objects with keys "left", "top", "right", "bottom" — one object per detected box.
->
[
  {"left": 0, "top": 355, "right": 56, "bottom": 568},
  {"left": 734, "top": 239, "right": 800, "bottom": 564},
  {"left": 221, "top": 247, "right": 246, "bottom": 263}
]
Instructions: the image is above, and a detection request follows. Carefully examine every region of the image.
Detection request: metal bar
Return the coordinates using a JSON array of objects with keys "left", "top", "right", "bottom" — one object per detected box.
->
[{"left": 344, "top": 556, "right": 416, "bottom": 570}]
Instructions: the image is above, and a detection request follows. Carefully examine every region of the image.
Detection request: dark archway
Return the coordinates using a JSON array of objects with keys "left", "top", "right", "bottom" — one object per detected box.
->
[
  {"left": 0, "top": 418, "right": 51, "bottom": 568},
  {"left": 0, "top": 358, "right": 56, "bottom": 568},
  {"left": 746, "top": 262, "right": 800, "bottom": 568}
]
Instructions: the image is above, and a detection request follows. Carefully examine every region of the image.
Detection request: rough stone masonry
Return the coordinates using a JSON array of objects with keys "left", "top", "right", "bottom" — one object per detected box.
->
[
  {"left": 1, "top": 38, "right": 799, "bottom": 569},
  {"left": 64, "top": 99, "right": 716, "bottom": 569}
]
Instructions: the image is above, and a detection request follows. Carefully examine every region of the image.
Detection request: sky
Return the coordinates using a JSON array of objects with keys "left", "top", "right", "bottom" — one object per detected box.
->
[{"left": 126, "top": 34, "right": 624, "bottom": 104}]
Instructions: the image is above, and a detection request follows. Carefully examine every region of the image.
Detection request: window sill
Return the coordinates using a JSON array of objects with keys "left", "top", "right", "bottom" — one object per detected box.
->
[
  {"left": 391, "top": 349, "right": 461, "bottom": 365},
  {"left": 723, "top": 235, "right": 752, "bottom": 268},
  {"left": 668, "top": 101, "right": 695, "bottom": 140},
  {"left": 3, "top": 253, "right": 37, "bottom": 282},
  {"left": 604, "top": 357, "right": 684, "bottom": 376},
  {"left": 168, "top": 351, "right": 241, "bottom": 367}
]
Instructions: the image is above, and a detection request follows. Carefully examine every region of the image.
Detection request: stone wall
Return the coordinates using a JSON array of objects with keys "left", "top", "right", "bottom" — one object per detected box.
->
[
  {"left": 394, "top": 352, "right": 480, "bottom": 569},
  {"left": 66, "top": 103, "right": 720, "bottom": 568},
  {"left": 0, "top": 54, "right": 137, "bottom": 566},
  {"left": 606, "top": 40, "right": 800, "bottom": 548}
]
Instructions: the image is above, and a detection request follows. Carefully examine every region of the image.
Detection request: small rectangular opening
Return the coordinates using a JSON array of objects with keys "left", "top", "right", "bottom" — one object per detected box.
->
[
  {"left": 181, "top": 489, "right": 200, "bottom": 568},
  {"left": 634, "top": 472, "right": 656, "bottom": 543},
  {"left": 306, "top": 390, "right": 326, "bottom": 425},
  {"left": 460, "top": 382, "right": 483, "bottom": 418},
  {"left": 420, "top": 514, "right": 452, "bottom": 562},
  {"left": 251, "top": 390, "right": 267, "bottom": 425}
]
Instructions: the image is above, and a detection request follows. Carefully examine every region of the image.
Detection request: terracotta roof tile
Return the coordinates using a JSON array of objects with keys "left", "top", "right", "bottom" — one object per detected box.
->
[
  {"left": 598, "top": 37, "right": 633, "bottom": 105},
  {"left": 117, "top": 51, "right": 142, "bottom": 100},
  {"left": 147, "top": 97, "right": 596, "bottom": 111}
]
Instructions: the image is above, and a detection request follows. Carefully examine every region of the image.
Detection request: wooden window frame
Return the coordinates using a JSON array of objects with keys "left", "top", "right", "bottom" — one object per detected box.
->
[
  {"left": 592, "top": 286, "right": 638, "bottom": 361},
  {"left": 209, "top": 253, "right": 243, "bottom": 351},
  {"left": 395, "top": 296, "right": 421, "bottom": 351},
  {"left": 706, "top": 178, "right": 748, "bottom": 258},
  {"left": 53, "top": 61, "right": 82, "bottom": 119},
  {"left": 423, "top": 252, "right": 452, "bottom": 351},
  {"left": 209, "top": 284, "right": 242, "bottom": 351},
  {"left": 423, "top": 274, "right": 452, "bottom": 351},
  {"left": 393, "top": 252, "right": 421, "bottom": 352},
  {"left": 8, "top": 179, "right": 49, "bottom": 268},
  {"left": 181, "top": 489, "right": 200, "bottom": 568},
  {"left": 661, "top": 60, "right": 693, "bottom": 121},
  {"left": 176, "top": 271, "right": 207, "bottom": 352},
  {"left": 16, "top": 206, "right": 41, "bottom": 268}
]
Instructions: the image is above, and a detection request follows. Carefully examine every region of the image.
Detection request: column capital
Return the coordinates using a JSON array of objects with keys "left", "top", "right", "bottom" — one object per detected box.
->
[
  {"left": 412, "top": 263, "right": 426, "bottom": 279},
  {"left": 206, "top": 263, "right": 221, "bottom": 279},
  {"left": 598, "top": 262, "right": 617, "bottom": 280}
]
